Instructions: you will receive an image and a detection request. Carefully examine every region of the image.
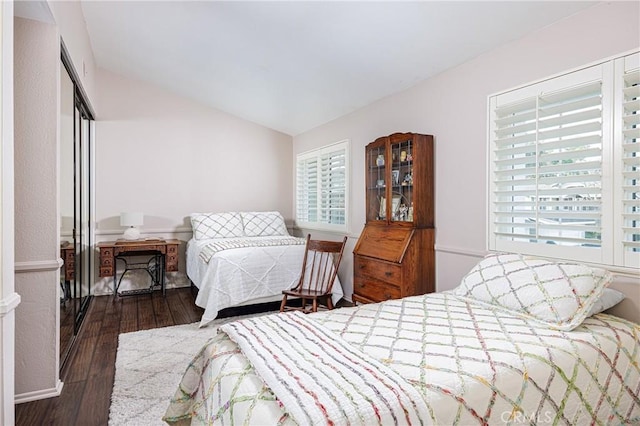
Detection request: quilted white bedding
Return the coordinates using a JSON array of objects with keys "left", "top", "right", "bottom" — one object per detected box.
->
[
  {"left": 186, "top": 236, "right": 344, "bottom": 326},
  {"left": 164, "top": 292, "right": 640, "bottom": 425}
]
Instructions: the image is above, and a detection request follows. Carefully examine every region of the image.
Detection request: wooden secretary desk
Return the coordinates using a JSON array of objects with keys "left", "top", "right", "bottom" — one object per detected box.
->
[{"left": 353, "top": 132, "right": 435, "bottom": 304}]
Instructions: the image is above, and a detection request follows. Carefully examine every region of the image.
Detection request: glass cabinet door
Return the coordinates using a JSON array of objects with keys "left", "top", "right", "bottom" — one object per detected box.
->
[
  {"left": 366, "top": 142, "right": 388, "bottom": 222},
  {"left": 389, "top": 138, "right": 414, "bottom": 223}
]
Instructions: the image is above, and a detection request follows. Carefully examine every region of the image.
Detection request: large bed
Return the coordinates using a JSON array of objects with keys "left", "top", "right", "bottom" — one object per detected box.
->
[
  {"left": 187, "top": 211, "right": 343, "bottom": 326},
  {"left": 165, "top": 253, "right": 639, "bottom": 424}
]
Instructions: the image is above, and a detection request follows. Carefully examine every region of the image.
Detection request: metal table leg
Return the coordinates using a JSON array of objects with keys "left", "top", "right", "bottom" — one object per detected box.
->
[{"left": 114, "top": 251, "right": 165, "bottom": 297}]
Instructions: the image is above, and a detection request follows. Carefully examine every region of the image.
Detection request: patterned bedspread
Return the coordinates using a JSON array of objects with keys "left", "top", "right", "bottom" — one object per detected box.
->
[
  {"left": 220, "top": 312, "right": 430, "bottom": 425},
  {"left": 164, "top": 292, "right": 640, "bottom": 425}
]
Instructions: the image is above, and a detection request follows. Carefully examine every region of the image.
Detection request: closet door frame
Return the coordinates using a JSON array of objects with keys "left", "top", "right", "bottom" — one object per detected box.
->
[{"left": 60, "top": 41, "right": 95, "bottom": 369}]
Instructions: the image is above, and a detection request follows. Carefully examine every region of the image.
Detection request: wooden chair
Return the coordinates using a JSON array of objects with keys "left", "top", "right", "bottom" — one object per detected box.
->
[{"left": 280, "top": 234, "right": 348, "bottom": 313}]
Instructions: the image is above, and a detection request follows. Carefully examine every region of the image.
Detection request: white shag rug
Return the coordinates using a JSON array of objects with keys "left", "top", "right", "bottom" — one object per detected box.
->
[{"left": 108, "top": 313, "right": 270, "bottom": 425}]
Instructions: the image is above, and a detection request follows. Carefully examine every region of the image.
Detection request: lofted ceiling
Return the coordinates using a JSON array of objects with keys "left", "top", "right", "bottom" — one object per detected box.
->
[{"left": 78, "top": 1, "right": 597, "bottom": 136}]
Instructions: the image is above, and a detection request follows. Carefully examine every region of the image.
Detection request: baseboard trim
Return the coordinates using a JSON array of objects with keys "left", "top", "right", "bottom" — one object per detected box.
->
[
  {"left": 15, "top": 380, "right": 64, "bottom": 404},
  {"left": 14, "top": 259, "right": 62, "bottom": 273},
  {"left": 0, "top": 292, "right": 21, "bottom": 317}
]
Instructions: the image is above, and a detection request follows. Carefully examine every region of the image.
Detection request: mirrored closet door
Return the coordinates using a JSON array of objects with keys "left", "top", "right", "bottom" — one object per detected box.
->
[{"left": 60, "top": 46, "right": 94, "bottom": 369}]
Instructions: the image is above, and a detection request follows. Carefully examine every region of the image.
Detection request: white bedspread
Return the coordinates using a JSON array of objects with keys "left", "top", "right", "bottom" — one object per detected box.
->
[
  {"left": 165, "top": 292, "right": 640, "bottom": 425},
  {"left": 186, "top": 237, "right": 344, "bottom": 326}
]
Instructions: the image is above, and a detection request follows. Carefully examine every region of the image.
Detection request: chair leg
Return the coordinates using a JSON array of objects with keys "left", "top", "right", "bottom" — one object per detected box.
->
[
  {"left": 312, "top": 299, "right": 318, "bottom": 313},
  {"left": 327, "top": 296, "right": 334, "bottom": 310},
  {"left": 280, "top": 295, "right": 287, "bottom": 312}
]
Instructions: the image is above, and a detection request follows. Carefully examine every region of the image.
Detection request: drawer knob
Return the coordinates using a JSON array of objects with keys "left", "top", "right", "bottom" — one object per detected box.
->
[{"left": 385, "top": 271, "right": 392, "bottom": 277}]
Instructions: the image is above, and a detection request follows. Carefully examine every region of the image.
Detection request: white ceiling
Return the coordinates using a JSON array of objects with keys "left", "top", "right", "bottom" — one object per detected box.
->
[{"left": 79, "top": 1, "right": 597, "bottom": 136}]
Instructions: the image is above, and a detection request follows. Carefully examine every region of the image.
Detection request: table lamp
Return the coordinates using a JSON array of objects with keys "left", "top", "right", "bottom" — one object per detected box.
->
[{"left": 120, "top": 212, "right": 143, "bottom": 240}]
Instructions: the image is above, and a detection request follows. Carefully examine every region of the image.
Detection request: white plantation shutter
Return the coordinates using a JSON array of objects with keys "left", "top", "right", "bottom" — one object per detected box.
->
[
  {"left": 320, "top": 149, "right": 346, "bottom": 225},
  {"left": 619, "top": 54, "right": 640, "bottom": 267},
  {"left": 490, "top": 65, "right": 605, "bottom": 262},
  {"left": 296, "top": 156, "right": 318, "bottom": 223},
  {"left": 296, "top": 140, "right": 349, "bottom": 231},
  {"left": 490, "top": 52, "right": 640, "bottom": 268}
]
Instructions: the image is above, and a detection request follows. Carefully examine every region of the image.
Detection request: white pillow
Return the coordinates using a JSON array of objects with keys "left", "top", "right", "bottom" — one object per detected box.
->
[
  {"left": 241, "top": 211, "right": 288, "bottom": 237},
  {"left": 190, "top": 212, "right": 244, "bottom": 240},
  {"left": 454, "top": 253, "right": 612, "bottom": 331},
  {"left": 587, "top": 288, "right": 625, "bottom": 317}
]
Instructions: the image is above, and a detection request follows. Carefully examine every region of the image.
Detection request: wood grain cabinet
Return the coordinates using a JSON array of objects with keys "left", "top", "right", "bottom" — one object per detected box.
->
[{"left": 353, "top": 132, "right": 435, "bottom": 304}]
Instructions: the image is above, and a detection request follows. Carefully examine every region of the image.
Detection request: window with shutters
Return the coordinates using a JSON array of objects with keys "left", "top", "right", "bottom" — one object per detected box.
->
[
  {"left": 296, "top": 140, "right": 349, "bottom": 232},
  {"left": 488, "top": 51, "right": 639, "bottom": 269},
  {"left": 619, "top": 54, "right": 640, "bottom": 266}
]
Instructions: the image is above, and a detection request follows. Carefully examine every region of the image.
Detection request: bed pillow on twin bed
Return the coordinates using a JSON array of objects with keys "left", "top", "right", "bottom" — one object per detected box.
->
[
  {"left": 190, "top": 212, "right": 245, "bottom": 240},
  {"left": 587, "top": 287, "right": 625, "bottom": 317},
  {"left": 241, "top": 211, "right": 288, "bottom": 236},
  {"left": 454, "top": 253, "right": 613, "bottom": 331}
]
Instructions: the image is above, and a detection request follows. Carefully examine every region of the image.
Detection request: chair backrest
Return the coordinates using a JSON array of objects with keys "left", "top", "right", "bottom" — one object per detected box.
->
[{"left": 298, "top": 234, "right": 347, "bottom": 294}]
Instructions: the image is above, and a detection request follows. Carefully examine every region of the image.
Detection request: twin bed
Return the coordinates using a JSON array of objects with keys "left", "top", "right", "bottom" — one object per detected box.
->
[
  {"left": 186, "top": 211, "right": 343, "bottom": 326},
  {"left": 173, "top": 216, "right": 639, "bottom": 424}
]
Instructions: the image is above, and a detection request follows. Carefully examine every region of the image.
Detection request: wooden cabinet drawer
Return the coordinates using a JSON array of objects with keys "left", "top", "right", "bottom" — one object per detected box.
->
[
  {"left": 167, "top": 244, "right": 178, "bottom": 254},
  {"left": 355, "top": 256, "right": 402, "bottom": 285},
  {"left": 100, "top": 248, "right": 113, "bottom": 266},
  {"left": 353, "top": 276, "right": 401, "bottom": 302},
  {"left": 166, "top": 255, "right": 178, "bottom": 271},
  {"left": 99, "top": 266, "right": 113, "bottom": 277}
]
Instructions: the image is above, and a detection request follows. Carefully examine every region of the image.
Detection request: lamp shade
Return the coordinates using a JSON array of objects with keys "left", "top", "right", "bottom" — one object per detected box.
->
[{"left": 120, "top": 212, "right": 143, "bottom": 227}]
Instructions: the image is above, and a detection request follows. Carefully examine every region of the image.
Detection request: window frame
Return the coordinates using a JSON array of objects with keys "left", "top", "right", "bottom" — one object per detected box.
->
[
  {"left": 295, "top": 139, "right": 350, "bottom": 234},
  {"left": 487, "top": 50, "right": 639, "bottom": 270}
]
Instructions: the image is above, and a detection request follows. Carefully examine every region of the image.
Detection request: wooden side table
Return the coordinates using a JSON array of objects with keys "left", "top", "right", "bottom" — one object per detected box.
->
[{"left": 97, "top": 239, "right": 180, "bottom": 296}]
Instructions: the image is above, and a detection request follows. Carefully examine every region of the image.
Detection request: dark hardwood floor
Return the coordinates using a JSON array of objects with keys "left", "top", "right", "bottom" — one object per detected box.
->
[{"left": 15, "top": 287, "right": 204, "bottom": 426}]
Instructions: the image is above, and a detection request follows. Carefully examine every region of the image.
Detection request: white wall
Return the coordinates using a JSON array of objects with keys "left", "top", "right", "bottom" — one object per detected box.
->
[
  {"left": 13, "top": 16, "right": 62, "bottom": 401},
  {"left": 93, "top": 68, "right": 294, "bottom": 294},
  {"left": 293, "top": 1, "right": 640, "bottom": 320},
  {"left": 47, "top": 0, "right": 96, "bottom": 110},
  {"left": 0, "top": 2, "right": 18, "bottom": 423}
]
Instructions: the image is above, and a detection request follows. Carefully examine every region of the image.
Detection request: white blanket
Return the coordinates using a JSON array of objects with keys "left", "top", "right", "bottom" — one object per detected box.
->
[
  {"left": 220, "top": 311, "right": 430, "bottom": 425},
  {"left": 186, "top": 237, "right": 343, "bottom": 326}
]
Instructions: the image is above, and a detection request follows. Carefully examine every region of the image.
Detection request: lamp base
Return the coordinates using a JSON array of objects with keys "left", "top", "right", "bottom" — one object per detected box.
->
[{"left": 123, "top": 227, "right": 140, "bottom": 240}]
